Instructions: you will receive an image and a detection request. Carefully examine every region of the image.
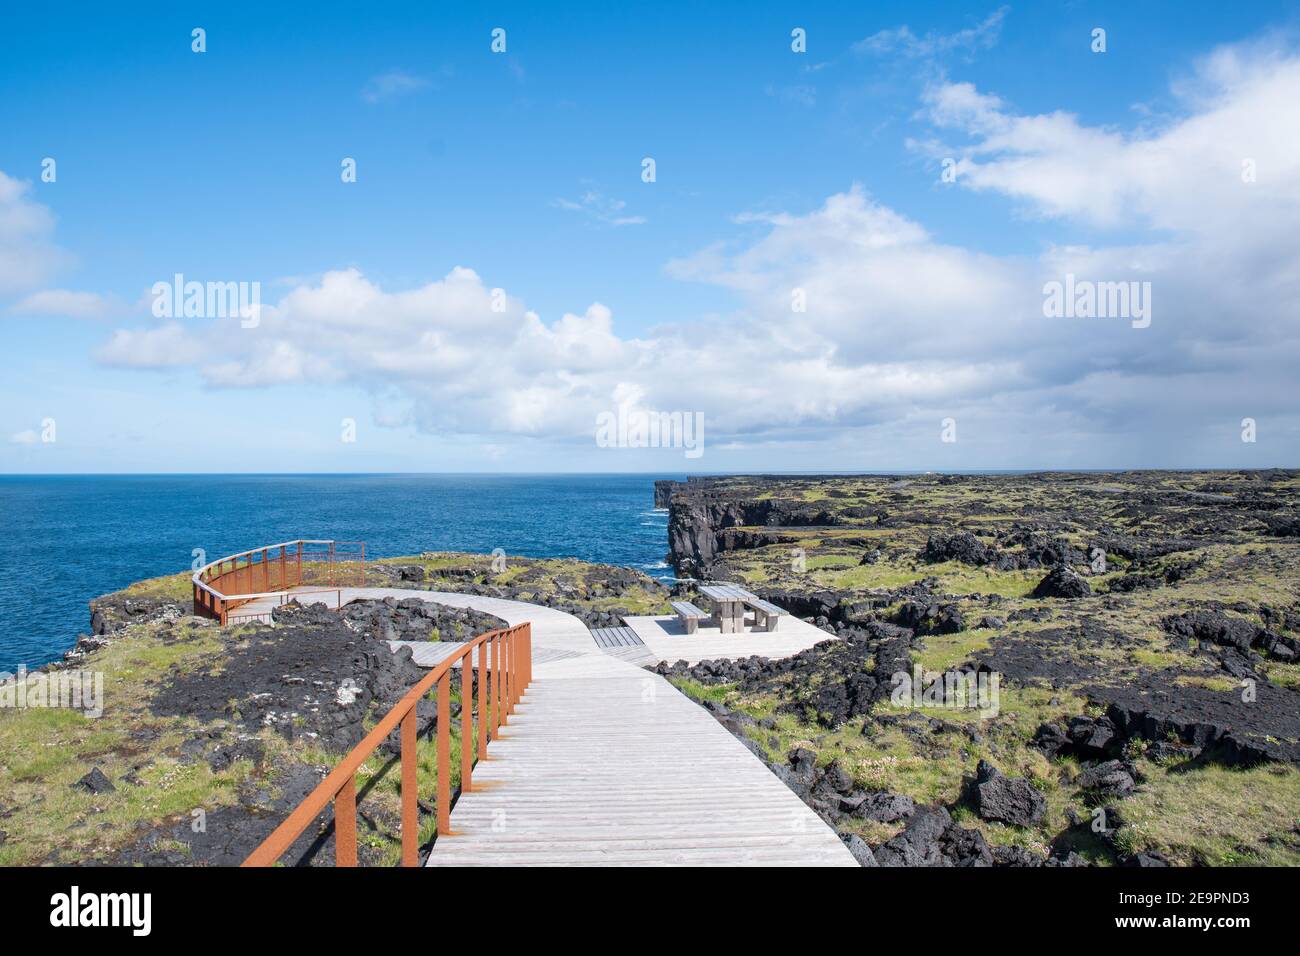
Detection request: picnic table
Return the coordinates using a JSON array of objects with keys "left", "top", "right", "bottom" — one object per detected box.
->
[{"left": 698, "top": 583, "right": 757, "bottom": 634}]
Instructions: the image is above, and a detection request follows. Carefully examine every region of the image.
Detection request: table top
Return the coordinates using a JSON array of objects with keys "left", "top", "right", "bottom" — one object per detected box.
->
[{"left": 698, "top": 583, "right": 758, "bottom": 603}]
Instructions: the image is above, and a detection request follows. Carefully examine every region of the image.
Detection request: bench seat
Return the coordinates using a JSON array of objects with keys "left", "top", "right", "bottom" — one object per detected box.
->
[
  {"left": 743, "top": 597, "right": 789, "bottom": 632},
  {"left": 670, "top": 600, "right": 709, "bottom": 633}
]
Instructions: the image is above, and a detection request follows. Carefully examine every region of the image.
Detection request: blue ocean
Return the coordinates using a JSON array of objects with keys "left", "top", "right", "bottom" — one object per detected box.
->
[{"left": 0, "top": 474, "right": 678, "bottom": 671}]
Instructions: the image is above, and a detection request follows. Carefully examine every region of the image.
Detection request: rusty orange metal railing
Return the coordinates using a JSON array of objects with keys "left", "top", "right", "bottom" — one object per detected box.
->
[
  {"left": 242, "top": 622, "right": 532, "bottom": 867},
  {"left": 192, "top": 539, "right": 366, "bottom": 624}
]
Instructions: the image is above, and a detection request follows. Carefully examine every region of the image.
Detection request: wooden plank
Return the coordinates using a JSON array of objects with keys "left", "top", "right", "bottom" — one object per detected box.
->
[{"left": 251, "top": 585, "right": 856, "bottom": 867}]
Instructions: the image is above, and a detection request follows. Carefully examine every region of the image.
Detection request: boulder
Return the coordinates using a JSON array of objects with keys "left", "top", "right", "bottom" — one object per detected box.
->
[
  {"left": 1031, "top": 721, "right": 1070, "bottom": 757},
  {"left": 921, "top": 531, "right": 991, "bottom": 566},
  {"left": 73, "top": 767, "right": 115, "bottom": 794},
  {"left": 872, "top": 806, "right": 954, "bottom": 867},
  {"left": 855, "top": 791, "right": 916, "bottom": 823},
  {"left": 1032, "top": 566, "right": 1091, "bottom": 599},
  {"left": 968, "top": 760, "right": 1046, "bottom": 827},
  {"left": 1077, "top": 759, "right": 1136, "bottom": 799},
  {"left": 992, "top": 844, "right": 1044, "bottom": 867},
  {"left": 841, "top": 833, "right": 878, "bottom": 867},
  {"left": 1067, "top": 716, "right": 1118, "bottom": 758}
]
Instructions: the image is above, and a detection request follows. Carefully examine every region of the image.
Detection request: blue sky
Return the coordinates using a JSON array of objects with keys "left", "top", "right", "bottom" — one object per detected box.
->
[{"left": 2, "top": 1, "right": 1298, "bottom": 472}]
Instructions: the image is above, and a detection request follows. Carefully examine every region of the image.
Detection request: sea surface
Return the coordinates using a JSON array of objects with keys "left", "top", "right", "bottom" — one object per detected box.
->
[{"left": 0, "top": 474, "right": 677, "bottom": 672}]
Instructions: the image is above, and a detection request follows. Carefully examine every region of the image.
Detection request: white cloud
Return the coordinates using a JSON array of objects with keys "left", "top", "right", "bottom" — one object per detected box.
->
[
  {"left": 0, "top": 171, "right": 69, "bottom": 294},
  {"left": 361, "top": 69, "right": 433, "bottom": 103},
  {"left": 9, "top": 429, "right": 38, "bottom": 445},
  {"left": 552, "top": 189, "right": 645, "bottom": 226},
  {"left": 854, "top": 7, "right": 1008, "bottom": 59},
  {"left": 13, "top": 288, "right": 113, "bottom": 320},
  {"left": 86, "top": 39, "right": 1300, "bottom": 465},
  {"left": 920, "top": 42, "right": 1300, "bottom": 236}
]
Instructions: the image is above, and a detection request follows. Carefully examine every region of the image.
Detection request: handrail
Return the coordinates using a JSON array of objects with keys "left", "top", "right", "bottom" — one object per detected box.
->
[
  {"left": 243, "top": 621, "right": 533, "bottom": 866},
  {"left": 191, "top": 539, "right": 366, "bottom": 624}
]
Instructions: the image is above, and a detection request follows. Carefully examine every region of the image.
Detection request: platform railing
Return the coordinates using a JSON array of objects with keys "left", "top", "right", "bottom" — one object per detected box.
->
[
  {"left": 243, "top": 622, "right": 532, "bottom": 867},
  {"left": 192, "top": 539, "right": 365, "bottom": 624}
]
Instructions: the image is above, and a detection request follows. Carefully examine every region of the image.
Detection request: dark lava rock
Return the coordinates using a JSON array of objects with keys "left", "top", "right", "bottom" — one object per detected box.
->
[
  {"left": 841, "top": 833, "right": 878, "bottom": 867},
  {"left": 89, "top": 594, "right": 187, "bottom": 636},
  {"left": 1032, "top": 566, "right": 1091, "bottom": 599},
  {"left": 978, "top": 615, "right": 1006, "bottom": 630},
  {"left": 1162, "top": 609, "right": 1297, "bottom": 662},
  {"left": 771, "top": 747, "right": 819, "bottom": 799},
  {"left": 339, "top": 597, "right": 507, "bottom": 643},
  {"left": 1077, "top": 760, "right": 1137, "bottom": 799},
  {"left": 815, "top": 761, "right": 855, "bottom": 795},
  {"left": 992, "top": 844, "right": 1044, "bottom": 867},
  {"left": 859, "top": 549, "right": 883, "bottom": 565},
  {"left": 921, "top": 531, "right": 990, "bottom": 566},
  {"left": 1144, "top": 739, "right": 1200, "bottom": 763},
  {"left": 1031, "top": 721, "right": 1070, "bottom": 757},
  {"left": 1264, "top": 516, "right": 1300, "bottom": 537},
  {"left": 207, "top": 738, "right": 267, "bottom": 772},
  {"left": 975, "top": 620, "right": 1136, "bottom": 689},
  {"left": 872, "top": 805, "right": 992, "bottom": 867},
  {"left": 1097, "top": 681, "right": 1300, "bottom": 765},
  {"left": 151, "top": 601, "right": 433, "bottom": 754},
  {"left": 872, "top": 806, "right": 954, "bottom": 867},
  {"left": 850, "top": 791, "right": 916, "bottom": 823},
  {"left": 1067, "top": 715, "right": 1118, "bottom": 758},
  {"left": 942, "top": 825, "right": 994, "bottom": 867},
  {"left": 996, "top": 529, "right": 1086, "bottom": 570},
  {"left": 73, "top": 767, "right": 115, "bottom": 794},
  {"left": 1163, "top": 609, "right": 1260, "bottom": 654},
  {"left": 895, "top": 600, "right": 964, "bottom": 635},
  {"left": 968, "top": 760, "right": 1046, "bottom": 827}
]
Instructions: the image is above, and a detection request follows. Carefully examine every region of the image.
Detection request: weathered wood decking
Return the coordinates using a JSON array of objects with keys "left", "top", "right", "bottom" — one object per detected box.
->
[{"left": 237, "top": 587, "right": 856, "bottom": 866}]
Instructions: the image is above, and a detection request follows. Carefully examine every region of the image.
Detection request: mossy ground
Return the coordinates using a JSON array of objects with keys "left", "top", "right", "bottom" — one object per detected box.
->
[
  {"left": 674, "top": 471, "right": 1300, "bottom": 865},
  {"left": 0, "top": 551, "right": 663, "bottom": 865}
]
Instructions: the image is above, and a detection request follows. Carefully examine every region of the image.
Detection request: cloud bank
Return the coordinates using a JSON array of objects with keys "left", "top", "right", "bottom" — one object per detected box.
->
[{"left": 88, "top": 39, "right": 1300, "bottom": 465}]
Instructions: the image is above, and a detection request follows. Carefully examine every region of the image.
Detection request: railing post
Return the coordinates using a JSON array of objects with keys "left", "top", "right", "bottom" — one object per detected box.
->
[
  {"left": 436, "top": 672, "right": 451, "bottom": 835},
  {"left": 493, "top": 634, "right": 503, "bottom": 732},
  {"left": 335, "top": 777, "right": 357, "bottom": 867},
  {"left": 460, "top": 648, "right": 473, "bottom": 793},
  {"left": 401, "top": 709, "right": 418, "bottom": 867},
  {"left": 503, "top": 630, "right": 512, "bottom": 720},
  {"left": 524, "top": 622, "right": 532, "bottom": 692},
  {"left": 477, "top": 640, "right": 488, "bottom": 759},
  {"left": 509, "top": 627, "right": 519, "bottom": 710}
]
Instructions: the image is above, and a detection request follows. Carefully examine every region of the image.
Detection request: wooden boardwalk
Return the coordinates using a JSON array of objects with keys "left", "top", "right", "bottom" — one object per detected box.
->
[{"left": 238, "top": 587, "right": 857, "bottom": 866}]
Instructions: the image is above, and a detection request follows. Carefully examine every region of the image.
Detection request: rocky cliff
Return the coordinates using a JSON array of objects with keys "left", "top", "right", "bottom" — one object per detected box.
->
[{"left": 664, "top": 477, "right": 845, "bottom": 577}]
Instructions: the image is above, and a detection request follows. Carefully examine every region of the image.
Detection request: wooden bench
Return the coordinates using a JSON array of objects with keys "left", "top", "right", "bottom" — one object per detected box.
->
[
  {"left": 670, "top": 600, "right": 709, "bottom": 634},
  {"left": 743, "top": 597, "right": 789, "bottom": 632}
]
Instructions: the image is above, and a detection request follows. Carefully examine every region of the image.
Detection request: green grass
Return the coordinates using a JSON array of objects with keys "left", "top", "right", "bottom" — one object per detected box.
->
[
  {"left": 0, "top": 620, "right": 249, "bottom": 865},
  {"left": 1113, "top": 760, "right": 1300, "bottom": 865}
]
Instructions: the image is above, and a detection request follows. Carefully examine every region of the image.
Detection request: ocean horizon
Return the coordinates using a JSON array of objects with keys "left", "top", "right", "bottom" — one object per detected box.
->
[{"left": 0, "top": 473, "right": 680, "bottom": 672}]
